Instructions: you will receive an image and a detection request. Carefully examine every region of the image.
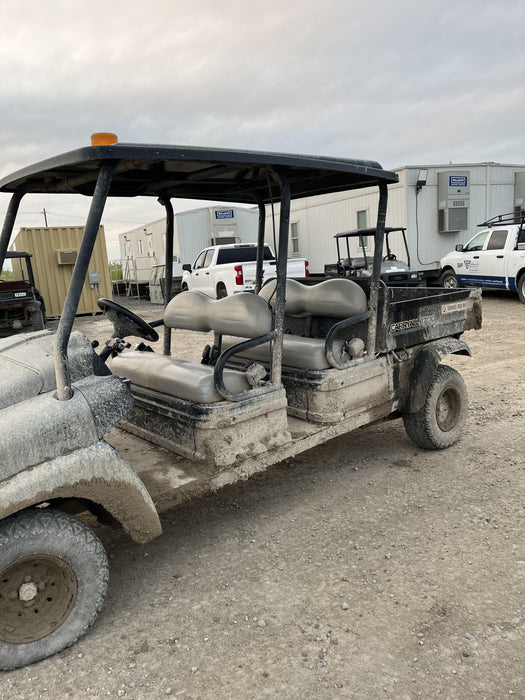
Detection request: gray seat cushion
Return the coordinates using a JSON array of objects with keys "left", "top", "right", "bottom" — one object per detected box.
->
[
  {"left": 109, "top": 352, "right": 251, "bottom": 403},
  {"left": 259, "top": 278, "right": 367, "bottom": 318},
  {"left": 164, "top": 290, "right": 272, "bottom": 337},
  {"left": 222, "top": 335, "right": 347, "bottom": 371}
]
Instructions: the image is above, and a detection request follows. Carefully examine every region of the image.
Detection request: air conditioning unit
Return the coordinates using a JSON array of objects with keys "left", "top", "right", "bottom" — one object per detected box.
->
[{"left": 56, "top": 250, "right": 78, "bottom": 265}]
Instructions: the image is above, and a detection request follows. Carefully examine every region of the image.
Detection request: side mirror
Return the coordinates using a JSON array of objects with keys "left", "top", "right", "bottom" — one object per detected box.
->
[
  {"left": 182, "top": 263, "right": 192, "bottom": 272},
  {"left": 455, "top": 244, "right": 464, "bottom": 252}
]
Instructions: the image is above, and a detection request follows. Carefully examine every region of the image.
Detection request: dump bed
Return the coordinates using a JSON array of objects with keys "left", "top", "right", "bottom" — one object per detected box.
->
[{"left": 378, "top": 287, "right": 482, "bottom": 351}]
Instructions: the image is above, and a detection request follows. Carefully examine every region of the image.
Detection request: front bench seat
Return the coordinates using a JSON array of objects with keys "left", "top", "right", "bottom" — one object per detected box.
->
[{"left": 109, "top": 291, "right": 273, "bottom": 403}]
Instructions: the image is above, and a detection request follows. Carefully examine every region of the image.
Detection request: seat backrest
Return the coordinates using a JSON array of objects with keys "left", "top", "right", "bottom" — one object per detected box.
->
[
  {"left": 164, "top": 291, "right": 272, "bottom": 337},
  {"left": 259, "top": 278, "right": 367, "bottom": 319}
]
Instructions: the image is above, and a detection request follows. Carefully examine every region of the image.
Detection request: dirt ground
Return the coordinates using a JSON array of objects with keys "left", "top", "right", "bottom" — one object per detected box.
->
[{"left": 1, "top": 291, "right": 524, "bottom": 699}]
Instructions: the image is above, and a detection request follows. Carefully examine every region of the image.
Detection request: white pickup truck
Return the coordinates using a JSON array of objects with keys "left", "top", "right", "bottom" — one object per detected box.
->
[
  {"left": 181, "top": 243, "right": 309, "bottom": 298},
  {"left": 440, "top": 213, "right": 525, "bottom": 303}
]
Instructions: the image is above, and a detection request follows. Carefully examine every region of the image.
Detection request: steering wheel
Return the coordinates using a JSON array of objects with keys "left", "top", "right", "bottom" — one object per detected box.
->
[
  {"left": 383, "top": 253, "right": 397, "bottom": 261},
  {"left": 97, "top": 298, "right": 159, "bottom": 342}
]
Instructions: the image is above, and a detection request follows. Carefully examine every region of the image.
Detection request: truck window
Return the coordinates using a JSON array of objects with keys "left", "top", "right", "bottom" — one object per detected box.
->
[
  {"left": 203, "top": 249, "right": 215, "bottom": 268},
  {"left": 464, "top": 231, "right": 489, "bottom": 252},
  {"left": 193, "top": 251, "right": 207, "bottom": 269},
  {"left": 216, "top": 246, "right": 274, "bottom": 265},
  {"left": 486, "top": 230, "right": 508, "bottom": 250}
]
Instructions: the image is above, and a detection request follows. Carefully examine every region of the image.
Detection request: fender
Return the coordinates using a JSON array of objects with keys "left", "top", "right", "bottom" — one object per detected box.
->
[
  {"left": 404, "top": 337, "right": 471, "bottom": 414},
  {"left": 0, "top": 441, "right": 162, "bottom": 544}
]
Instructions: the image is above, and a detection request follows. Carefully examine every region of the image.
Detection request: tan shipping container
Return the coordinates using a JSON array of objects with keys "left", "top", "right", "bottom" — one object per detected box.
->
[{"left": 11, "top": 226, "right": 112, "bottom": 318}]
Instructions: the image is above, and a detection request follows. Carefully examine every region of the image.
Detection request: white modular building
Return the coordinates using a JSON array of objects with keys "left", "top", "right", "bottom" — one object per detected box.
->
[
  {"left": 118, "top": 205, "right": 259, "bottom": 284},
  {"left": 266, "top": 163, "right": 525, "bottom": 281}
]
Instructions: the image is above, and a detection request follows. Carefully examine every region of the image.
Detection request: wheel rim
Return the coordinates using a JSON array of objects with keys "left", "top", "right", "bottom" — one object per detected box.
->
[
  {"left": 436, "top": 386, "right": 461, "bottom": 432},
  {"left": 0, "top": 555, "right": 78, "bottom": 644},
  {"left": 443, "top": 275, "right": 457, "bottom": 288}
]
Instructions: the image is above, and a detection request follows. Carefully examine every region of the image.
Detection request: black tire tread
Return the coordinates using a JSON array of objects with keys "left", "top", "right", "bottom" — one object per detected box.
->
[
  {"left": 0, "top": 508, "right": 109, "bottom": 670},
  {"left": 403, "top": 365, "right": 468, "bottom": 450}
]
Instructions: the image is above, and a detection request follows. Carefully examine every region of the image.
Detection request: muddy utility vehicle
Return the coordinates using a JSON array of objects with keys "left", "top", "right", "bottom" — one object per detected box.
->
[
  {"left": 0, "top": 251, "right": 45, "bottom": 334},
  {"left": 0, "top": 134, "right": 481, "bottom": 669}
]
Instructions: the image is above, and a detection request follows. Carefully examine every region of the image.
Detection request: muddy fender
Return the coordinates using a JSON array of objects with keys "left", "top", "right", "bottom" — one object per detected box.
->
[
  {"left": 404, "top": 338, "right": 471, "bottom": 414},
  {"left": 0, "top": 441, "right": 162, "bottom": 543}
]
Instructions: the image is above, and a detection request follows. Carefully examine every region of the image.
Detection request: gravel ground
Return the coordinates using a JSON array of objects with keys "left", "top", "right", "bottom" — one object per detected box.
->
[{"left": 1, "top": 290, "right": 524, "bottom": 699}]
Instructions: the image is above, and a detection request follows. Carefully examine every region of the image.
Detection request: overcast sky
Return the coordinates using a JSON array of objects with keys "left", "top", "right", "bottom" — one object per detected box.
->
[{"left": 1, "top": 0, "right": 524, "bottom": 258}]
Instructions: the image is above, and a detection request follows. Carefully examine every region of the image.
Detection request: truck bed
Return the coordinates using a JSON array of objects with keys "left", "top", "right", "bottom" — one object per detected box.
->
[{"left": 380, "top": 287, "right": 482, "bottom": 350}]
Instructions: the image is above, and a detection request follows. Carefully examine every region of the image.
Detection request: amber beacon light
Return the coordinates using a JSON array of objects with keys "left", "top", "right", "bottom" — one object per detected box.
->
[{"left": 91, "top": 132, "right": 119, "bottom": 146}]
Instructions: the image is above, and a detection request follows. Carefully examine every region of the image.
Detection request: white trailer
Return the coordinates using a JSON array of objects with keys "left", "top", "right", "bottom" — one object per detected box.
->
[
  {"left": 270, "top": 163, "right": 525, "bottom": 283},
  {"left": 119, "top": 206, "right": 259, "bottom": 301}
]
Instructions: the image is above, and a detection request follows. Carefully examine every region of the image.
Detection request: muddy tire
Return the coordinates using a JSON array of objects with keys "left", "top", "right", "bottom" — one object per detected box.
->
[
  {"left": 517, "top": 273, "right": 525, "bottom": 304},
  {"left": 30, "top": 308, "right": 45, "bottom": 331},
  {"left": 0, "top": 508, "right": 109, "bottom": 670},
  {"left": 440, "top": 269, "right": 459, "bottom": 289},
  {"left": 216, "top": 283, "right": 227, "bottom": 299},
  {"left": 403, "top": 365, "right": 468, "bottom": 450}
]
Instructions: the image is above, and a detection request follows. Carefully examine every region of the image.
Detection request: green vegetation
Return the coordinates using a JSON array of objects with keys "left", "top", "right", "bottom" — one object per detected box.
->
[{"left": 109, "top": 262, "right": 123, "bottom": 281}]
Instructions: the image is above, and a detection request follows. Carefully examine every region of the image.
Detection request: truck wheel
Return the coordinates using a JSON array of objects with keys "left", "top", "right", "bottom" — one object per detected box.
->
[
  {"left": 517, "top": 273, "right": 525, "bottom": 304},
  {"left": 181, "top": 283, "right": 188, "bottom": 292},
  {"left": 440, "top": 270, "right": 459, "bottom": 288},
  {"left": 30, "top": 308, "right": 45, "bottom": 331},
  {"left": 0, "top": 508, "right": 109, "bottom": 670},
  {"left": 216, "top": 283, "right": 227, "bottom": 299},
  {"left": 402, "top": 365, "right": 468, "bottom": 450}
]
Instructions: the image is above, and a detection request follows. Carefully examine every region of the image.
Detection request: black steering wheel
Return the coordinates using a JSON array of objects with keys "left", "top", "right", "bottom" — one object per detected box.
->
[
  {"left": 383, "top": 253, "right": 397, "bottom": 261},
  {"left": 97, "top": 298, "right": 159, "bottom": 342}
]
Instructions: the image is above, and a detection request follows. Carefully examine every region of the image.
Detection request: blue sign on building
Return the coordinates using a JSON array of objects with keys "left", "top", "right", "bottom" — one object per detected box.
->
[
  {"left": 449, "top": 176, "right": 468, "bottom": 188},
  {"left": 215, "top": 209, "right": 235, "bottom": 220}
]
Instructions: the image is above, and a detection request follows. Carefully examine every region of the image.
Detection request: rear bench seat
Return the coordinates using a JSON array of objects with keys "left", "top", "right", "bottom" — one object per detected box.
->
[{"left": 223, "top": 278, "right": 368, "bottom": 370}]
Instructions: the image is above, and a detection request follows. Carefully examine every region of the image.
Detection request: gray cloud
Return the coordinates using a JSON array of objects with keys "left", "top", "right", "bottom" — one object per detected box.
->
[{"left": 1, "top": 0, "right": 524, "bottom": 242}]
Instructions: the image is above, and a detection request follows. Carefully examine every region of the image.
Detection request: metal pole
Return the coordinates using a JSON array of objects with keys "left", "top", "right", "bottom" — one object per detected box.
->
[
  {"left": 254, "top": 198, "right": 266, "bottom": 294},
  {"left": 160, "top": 196, "right": 174, "bottom": 356},
  {"left": 367, "top": 181, "right": 388, "bottom": 355},
  {"left": 269, "top": 172, "right": 290, "bottom": 388},
  {"left": 0, "top": 190, "right": 24, "bottom": 269},
  {"left": 55, "top": 161, "right": 117, "bottom": 400}
]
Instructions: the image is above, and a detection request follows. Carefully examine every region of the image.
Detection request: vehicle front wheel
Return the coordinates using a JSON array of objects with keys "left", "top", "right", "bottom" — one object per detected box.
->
[
  {"left": 517, "top": 273, "right": 525, "bottom": 304},
  {"left": 402, "top": 365, "right": 468, "bottom": 450},
  {"left": 440, "top": 270, "right": 459, "bottom": 288},
  {"left": 0, "top": 508, "right": 109, "bottom": 670}
]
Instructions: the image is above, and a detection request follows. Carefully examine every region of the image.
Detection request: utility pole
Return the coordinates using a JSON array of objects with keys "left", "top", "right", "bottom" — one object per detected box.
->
[{"left": 42, "top": 208, "right": 48, "bottom": 226}]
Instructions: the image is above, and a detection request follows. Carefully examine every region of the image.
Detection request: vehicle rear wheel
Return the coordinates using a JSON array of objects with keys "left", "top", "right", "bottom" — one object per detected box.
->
[
  {"left": 517, "top": 273, "right": 525, "bottom": 304},
  {"left": 0, "top": 508, "right": 109, "bottom": 670},
  {"left": 30, "top": 308, "right": 45, "bottom": 331},
  {"left": 216, "top": 283, "right": 227, "bottom": 299},
  {"left": 402, "top": 365, "right": 468, "bottom": 450},
  {"left": 440, "top": 270, "right": 459, "bottom": 288}
]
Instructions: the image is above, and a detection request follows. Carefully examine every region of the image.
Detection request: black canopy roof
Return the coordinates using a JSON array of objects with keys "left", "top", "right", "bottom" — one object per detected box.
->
[{"left": 0, "top": 142, "right": 398, "bottom": 203}]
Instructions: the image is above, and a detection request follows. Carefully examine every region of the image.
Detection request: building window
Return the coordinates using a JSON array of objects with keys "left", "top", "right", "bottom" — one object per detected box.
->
[
  {"left": 291, "top": 222, "right": 300, "bottom": 254},
  {"left": 137, "top": 239, "right": 144, "bottom": 255},
  {"left": 356, "top": 210, "right": 367, "bottom": 229}
]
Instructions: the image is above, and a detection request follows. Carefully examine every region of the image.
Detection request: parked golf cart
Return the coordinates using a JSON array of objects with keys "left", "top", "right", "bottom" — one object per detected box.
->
[
  {"left": 0, "top": 134, "right": 481, "bottom": 669},
  {"left": 324, "top": 227, "right": 425, "bottom": 286}
]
